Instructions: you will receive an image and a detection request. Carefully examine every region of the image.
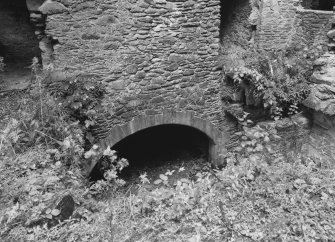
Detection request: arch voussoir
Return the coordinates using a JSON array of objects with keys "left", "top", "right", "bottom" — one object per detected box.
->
[{"left": 86, "top": 111, "right": 227, "bottom": 175}]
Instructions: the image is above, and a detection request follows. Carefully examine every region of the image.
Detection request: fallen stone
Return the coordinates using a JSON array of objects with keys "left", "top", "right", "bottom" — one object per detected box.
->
[
  {"left": 38, "top": 0, "right": 68, "bottom": 15},
  {"left": 311, "top": 54, "right": 335, "bottom": 86},
  {"left": 54, "top": 195, "right": 75, "bottom": 222},
  {"left": 304, "top": 84, "right": 335, "bottom": 116},
  {"left": 26, "top": 0, "right": 45, "bottom": 12}
]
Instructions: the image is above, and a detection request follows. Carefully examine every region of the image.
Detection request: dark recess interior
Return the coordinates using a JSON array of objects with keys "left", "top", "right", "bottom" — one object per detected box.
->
[
  {"left": 302, "top": 0, "right": 335, "bottom": 10},
  {"left": 0, "top": 0, "right": 41, "bottom": 71},
  {"left": 220, "top": 0, "right": 249, "bottom": 40},
  {"left": 90, "top": 124, "right": 210, "bottom": 181},
  {"left": 220, "top": 0, "right": 235, "bottom": 40}
]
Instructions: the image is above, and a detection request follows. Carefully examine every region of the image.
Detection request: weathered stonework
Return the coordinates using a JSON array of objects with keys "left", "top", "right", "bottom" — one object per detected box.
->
[
  {"left": 85, "top": 110, "right": 227, "bottom": 173},
  {"left": 304, "top": 112, "right": 335, "bottom": 164},
  {"left": 38, "top": 0, "right": 224, "bottom": 172},
  {"left": 258, "top": 0, "right": 333, "bottom": 51},
  {"left": 259, "top": 113, "right": 311, "bottom": 157},
  {"left": 258, "top": 0, "right": 300, "bottom": 50},
  {"left": 291, "top": 8, "right": 333, "bottom": 50},
  {"left": 304, "top": 50, "right": 335, "bottom": 165}
]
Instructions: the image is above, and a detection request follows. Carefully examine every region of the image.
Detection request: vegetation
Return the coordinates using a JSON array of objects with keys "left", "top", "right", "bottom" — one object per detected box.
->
[
  {"left": 224, "top": 48, "right": 321, "bottom": 120},
  {"left": 1, "top": 52, "right": 335, "bottom": 241}
]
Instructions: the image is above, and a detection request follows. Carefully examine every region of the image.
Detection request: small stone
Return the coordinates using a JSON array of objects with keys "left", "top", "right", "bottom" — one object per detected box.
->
[
  {"left": 109, "top": 80, "right": 126, "bottom": 90},
  {"left": 153, "top": 24, "right": 166, "bottom": 32},
  {"left": 50, "top": 195, "right": 75, "bottom": 226},
  {"left": 151, "top": 77, "right": 165, "bottom": 85},
  {"left": 151, "top": 96, "right": 165, "bottom": 103},
  {"left": 82, "top": 33, "right": 100, "bottom": 40},
  {"left": 38, "top": 0, "right": 68, "bottom": 15},
  {"left": 144, "top": 0, "right": 155, "bottom": 6},
  {"left": 169, "top": 53, "right": 184, "bottom": 63},
  {"left": 125, "top": 65, "right": 138, "bottom": 74},
  {"left": 30, "top": 13, "right": 43, "bottom": 19},
  {"left": 183, "top": 70, "right": 194, "bottom": 76},
  {"left": 165, "top": 63, "right": 179, "bottom": 72},
  {"left": 327, "top": 29, "right": 335, "bottom": 39},
  {"left": 26, "top": 0, "right": 45, "bottom": 11},
  {"left": 137, "top": 71, "right": 146, "bottom": 79},
  {"left": 304, "top": 84, "right": 335, "bottom": 116},
  {"left": 49, "top": 70, "right": 67, "bottom": 82},
  {"left": 95, "top": 15, "right": 118, "bottom": 26}
]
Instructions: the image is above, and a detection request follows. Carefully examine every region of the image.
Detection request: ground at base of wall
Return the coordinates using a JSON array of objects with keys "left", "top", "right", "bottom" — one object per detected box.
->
[
  {"left": 0, "top": 67, "right": 33, "bottom": 93},
  {"left": 116, "top": 157, "right": 211, "bottom": 196}
]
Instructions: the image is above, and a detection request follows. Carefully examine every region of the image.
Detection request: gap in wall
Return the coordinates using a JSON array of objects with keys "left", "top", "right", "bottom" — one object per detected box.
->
[
  {"left": 0, "top": 0, "right": 41, "bottom": 72},
  {"left": 220, "top": 0, "right": 250, "bottom": 41},
  {"left": 90, "top": 124, "right": 210, "bottom": 181},
  {"left": 302, "top": 0, "right": 335, "bottom": 11}
]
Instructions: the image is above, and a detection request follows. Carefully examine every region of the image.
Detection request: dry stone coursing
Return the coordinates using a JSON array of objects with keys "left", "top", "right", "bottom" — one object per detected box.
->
[
  {"left": 304, "top": 53, "right": 335, "bottom": 115},
  {"left": 303, "top": 14, "right": 335, "bottom": 165},
  {"left": 259, "top": 113, "right": 311, "bottom": 157},
  {"left": 291, "top": 8, "right": 333, "bottom": 50},
  {"left": 258, "top": 0, "right": 301, "bottom": 50},
  {"left": 42, "top": 0, "right": 225, "bottom": 169},
  {"left": 303, "top": 111, "right": 335, "bottom": 164},
  {"left": 85, "top": 110, "right": 227, "bottom": 173},
  {"left": 45, "top": 0, "right": 222, "bottom": 127},
  {"left": 258, "top": 0, "right": 333, "bottom": 51}
]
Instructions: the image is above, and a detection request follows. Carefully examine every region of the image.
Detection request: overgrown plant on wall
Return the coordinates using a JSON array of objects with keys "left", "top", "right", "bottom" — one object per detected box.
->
[
  {"left": 225, "top": 49, "right": 318, "bottom": 119},
  {"left": 0, "top": 60, "right": 133, "bottom": 239}
]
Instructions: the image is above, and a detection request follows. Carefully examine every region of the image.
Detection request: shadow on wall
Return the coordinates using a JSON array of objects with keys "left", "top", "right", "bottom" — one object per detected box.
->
[
  {"left": 89, "top": 124, "right": 211, "bottom": 181},
  {"left": 112, "top": 124, "right": 210, "bottom": 166},
  {"left": 0, "top": 0, "right": 41, "bottom": 70},
  {"left": 220, "top": 0, "right": 250, "bottom": 41},
  {"left": 302, "top": 0, "right": 335, "bottom": 11}
]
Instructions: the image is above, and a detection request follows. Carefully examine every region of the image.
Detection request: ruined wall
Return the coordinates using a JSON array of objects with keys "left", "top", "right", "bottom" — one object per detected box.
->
[
  {"left": 305, "top": 112, "right": 335, "bottom": 164},
  {"left": 291, "top": 9, "right": 333, "bottom": 50},
  {"left": 258, "top": 0, "right": 301, "bottom": 50},
  {"left": 219, "top": 0, "right": 250, "bottom": 69},
  {"left": 259, "top": 114, "right": 311, "bottom": 158},
  {"left": 45, "top": 0, "right": 222, "bottom": 134},
  {"left": 258, "top": 0, "right": 333, "bottom": 51}
]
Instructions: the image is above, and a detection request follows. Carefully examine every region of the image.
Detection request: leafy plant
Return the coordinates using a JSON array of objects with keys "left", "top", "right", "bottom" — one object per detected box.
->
[
  {"left": 84, "top": 145, "right": 129, "bottom": 196},
  {"left": 226, "top": 49, "right": 315, "bottom": 119}
]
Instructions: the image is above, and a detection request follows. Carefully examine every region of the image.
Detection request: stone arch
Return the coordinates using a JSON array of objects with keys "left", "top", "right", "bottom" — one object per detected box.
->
[{"left": 85, "top": 110, "right": 227, "bottom": 174}]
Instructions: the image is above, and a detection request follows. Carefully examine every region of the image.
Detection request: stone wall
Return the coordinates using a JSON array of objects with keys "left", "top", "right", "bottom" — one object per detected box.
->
[
  {"left": 305, "top": 112, "right": 335, "bottom": 164},
  {"left": 45, "top": 0, "right": 222, "bottom": 133},
  {"left": 291, "top": 8, "right": 333, "bottom": 50},
  {"left": 259, "top": 113, "right": 311, "bottom": 158},
  {"left": 258, "top": 0, "right": 301, "bottom": 50},
  {"left": 303, "top": 52, "right": 335, "bottom": 165},
  {"left": 258, "top": 0, "right": 333, "bottom": 51},
  {"left": 85, "top": 110, "right": 227, "bottom": 173}
]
